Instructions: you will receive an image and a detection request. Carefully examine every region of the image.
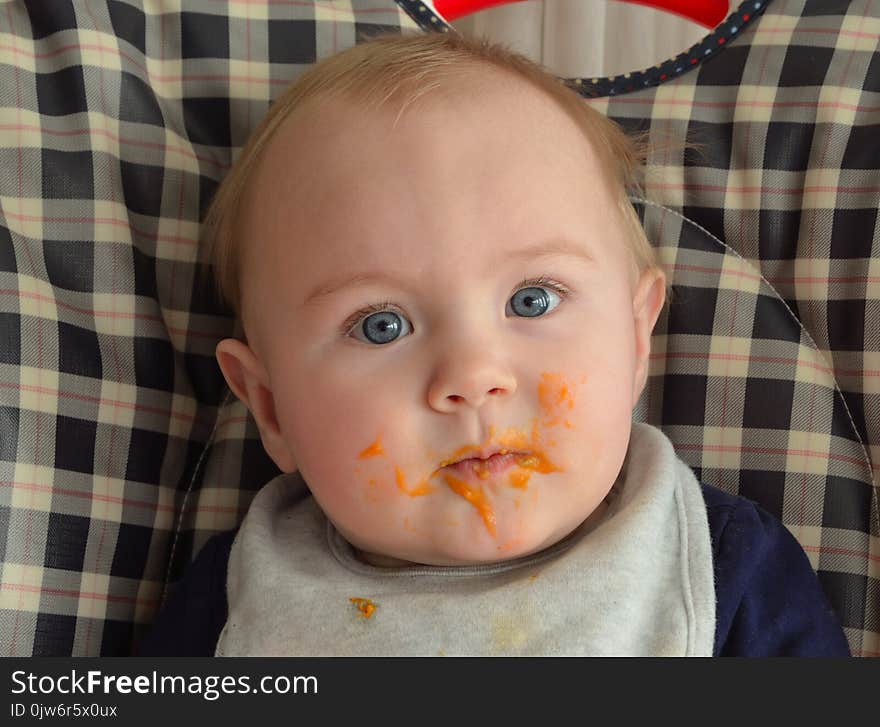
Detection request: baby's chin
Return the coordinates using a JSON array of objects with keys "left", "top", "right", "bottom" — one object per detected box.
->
[{"left": 355, "top": 518, "right": 581, "bottom": 568}]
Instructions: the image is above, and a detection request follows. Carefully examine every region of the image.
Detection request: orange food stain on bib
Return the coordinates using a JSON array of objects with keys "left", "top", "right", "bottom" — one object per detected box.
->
[{"left": 349, "top": 597, "right": 376, "bottom": 618}]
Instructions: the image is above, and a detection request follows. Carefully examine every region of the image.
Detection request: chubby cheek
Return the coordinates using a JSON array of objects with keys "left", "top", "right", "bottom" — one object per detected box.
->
[{"left": 272, "top": 372, "right": 399, "bottom": 515}]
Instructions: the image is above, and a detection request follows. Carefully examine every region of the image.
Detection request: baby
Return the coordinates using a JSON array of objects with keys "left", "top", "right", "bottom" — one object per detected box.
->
[{"left": 142, "top": 32, "right": 848, "bottom": 656}]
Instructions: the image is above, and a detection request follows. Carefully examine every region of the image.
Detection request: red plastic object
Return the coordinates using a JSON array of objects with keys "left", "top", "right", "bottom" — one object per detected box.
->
[{"left": 432, "top": 0, "right": 729, "bottom": 29}]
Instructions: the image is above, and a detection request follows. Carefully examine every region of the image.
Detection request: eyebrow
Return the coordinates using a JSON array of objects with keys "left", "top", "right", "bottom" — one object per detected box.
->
[{"left": 301, "top": 239, "right": 594, "bottom": 307}]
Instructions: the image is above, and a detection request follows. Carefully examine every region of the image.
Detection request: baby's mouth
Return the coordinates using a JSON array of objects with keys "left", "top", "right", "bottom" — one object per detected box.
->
[
  {"left": 432, "top": 446, "right": 553, "bottom": 537},
  {"left": 441, "top": 450, "right": 532, "bottom": 480}
]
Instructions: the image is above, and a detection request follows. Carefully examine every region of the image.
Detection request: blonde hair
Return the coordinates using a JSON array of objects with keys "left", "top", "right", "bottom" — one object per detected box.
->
[{"left": 202, "top": 31, "right": 657, "bottom": 317}]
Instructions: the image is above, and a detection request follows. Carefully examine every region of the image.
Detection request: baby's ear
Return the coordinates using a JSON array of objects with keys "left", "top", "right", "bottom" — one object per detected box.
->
[
  {"left": 215, "top": 338, "right": 297, "bottom": 472},
  {"left": 630, "top": 267, "right": 667, "bottom": 407}
]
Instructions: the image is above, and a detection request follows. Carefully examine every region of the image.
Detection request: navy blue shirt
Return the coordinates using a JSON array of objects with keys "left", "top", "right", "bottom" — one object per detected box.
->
[{"left": 139, "top": 484, "right": 850, "bottom": 656}]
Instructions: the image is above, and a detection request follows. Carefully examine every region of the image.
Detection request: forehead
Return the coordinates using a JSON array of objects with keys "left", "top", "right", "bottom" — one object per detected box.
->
[
  {"left": 247, "top": 68, "right": 605, "bottom": 203},
  {"left": 236, "top": 70, "right": 625, "bottom": 323}
]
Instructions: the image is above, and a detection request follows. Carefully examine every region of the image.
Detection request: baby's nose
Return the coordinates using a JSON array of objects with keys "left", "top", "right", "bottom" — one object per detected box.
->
[
  {"left": 427, "top": 359, "right": 517, "bottom": 413},
  {"left": 447, "top": 386, "right": 505, "bottom": 404}
]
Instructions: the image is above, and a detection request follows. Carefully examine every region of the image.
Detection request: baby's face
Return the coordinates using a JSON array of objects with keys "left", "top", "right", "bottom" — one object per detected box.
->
[{"left": 222, "top": 74, "right": 664, "bottom": 565}]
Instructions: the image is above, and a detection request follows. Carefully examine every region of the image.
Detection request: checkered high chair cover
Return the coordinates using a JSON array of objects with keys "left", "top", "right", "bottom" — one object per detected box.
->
[{"left": 0, "top": 0, "right": 875, "bottom": 655}]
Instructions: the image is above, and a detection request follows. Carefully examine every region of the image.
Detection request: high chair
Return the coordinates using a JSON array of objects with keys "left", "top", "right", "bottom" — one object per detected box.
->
[{"left": 0, "top": 0, "right": 875, "bottom": 655}]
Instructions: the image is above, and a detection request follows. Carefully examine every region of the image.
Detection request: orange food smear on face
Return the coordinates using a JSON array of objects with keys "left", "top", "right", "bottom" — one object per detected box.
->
[
  {"left": 508, "top": 469, "right": 531, "bottom": 489},
  {"left": 538, "top": 371, "right": 577, "bottom": 429},
  {"left": 516, "top": 453, "right": 558, "bottom": 474},
  {"left": 396, "top": 466, "right": 432, "bottom": 497},
  {"left": 427, "top": 372, "right": 583, "bottom": 539},
  {"left": 350, "top": 597, "right": 376, "bottom": 618},
  {"left": 358, "top": 372, "right": 580, "bottom": 543},
  {"left": 442, "top": 473, "right": 497, "bottom": 537},
  {"left": 358, "top": 437, "right": 385, "bottom": 458}
]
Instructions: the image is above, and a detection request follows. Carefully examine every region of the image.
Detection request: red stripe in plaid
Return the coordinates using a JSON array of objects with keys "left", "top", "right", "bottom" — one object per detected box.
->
[
  {"left": 607, "top": 97, "right": 880, "bottom": 113},
  {"left": 676, "top": 442, "right": 869, "bottom": 468},
  {"left": 0, "top": 290, "right": 146, "bottom": 320},
  {"left": 244, "top": 13, "right": 253, "bottom": 167},
  {"left": 1, "top": 289, "right": 221, "bottom": 340},
  {"left": 0, "top": 123, "right": 230, "bottom": 172},
  {"left": 0, "top": 381, "right": 201, "bottom": 425},
  {"left": 666, "top": 261, "right": 880, "bottom": 288},
  {"left": 648, "top": 182, "right": 880, "bottom": 195},
  {"left": 802, "top": 544, "right": 880, "bottom": 563},
  {"left": 168, "top": 133, "right": 189, "bottom": 341},
  {"left": 2, "top": 210, "right": 198, "bottom": 247},
  {"left": 757, "top": 25, "right": 880, "bottom": 41},
  {"left": 767, "top": 274, "right": 880, "bottom": 285},
  {"left": 206, "top": 0, "right": 400, "bottom": 13},
  {"left": 216, "top": 415, "right": 249, "bottom": 433},
  {"left": 654, "top": 350, "right": 880, "bottom": 383},
  {"left": 798, "top": 383, "right": 820, "bottom": 527},
  {"left": 0, "top": 480, "right": 248, "bottom": 515},
  {"left": 663, "top": 262, "right": 763, "bottom": 283},
  {"left": 1, "top": 581, "right": 159, "bottom": 609},
  {"left": 651, "top": 350, "right": 835, "bottom": 376},
  {"left": 85, "top": 0, "right": 121, "bottom": 653},
  {"left": 0, "top": 42, "right": 290, "bottom": 87}
]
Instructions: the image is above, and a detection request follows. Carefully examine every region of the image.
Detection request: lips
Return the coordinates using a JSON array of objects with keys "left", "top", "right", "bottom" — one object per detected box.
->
[{"left": 443, "top": 451, "right": 526, "bottom": 480}]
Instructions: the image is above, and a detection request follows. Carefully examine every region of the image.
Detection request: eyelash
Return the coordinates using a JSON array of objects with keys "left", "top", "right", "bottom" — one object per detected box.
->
[{"left": 340, "top": 276, "right": 572, "bottom": 336}]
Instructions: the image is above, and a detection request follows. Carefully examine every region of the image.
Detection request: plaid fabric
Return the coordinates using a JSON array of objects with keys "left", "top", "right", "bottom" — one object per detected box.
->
[
  {"left": 0, "top": 0, "right": 876, "bottom": 656},
  {"left": 594, "top": 0, "right": 880, "bottom": 658}
]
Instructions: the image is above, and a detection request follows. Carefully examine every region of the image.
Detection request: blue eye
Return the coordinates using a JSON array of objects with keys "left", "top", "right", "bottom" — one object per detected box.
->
[
  {"left": 507, "top": 285, "right": 562, "bottom": 318},
  {"left": 351, "top": 309, "right": 412, "bottom": 345}
]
